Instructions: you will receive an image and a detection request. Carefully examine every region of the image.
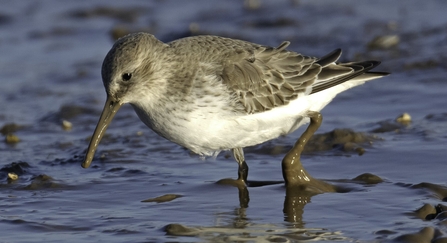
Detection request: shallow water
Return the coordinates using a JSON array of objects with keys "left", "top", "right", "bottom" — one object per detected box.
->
[{"left": 1, "top": 0, "right": 447, "bottom": 242}]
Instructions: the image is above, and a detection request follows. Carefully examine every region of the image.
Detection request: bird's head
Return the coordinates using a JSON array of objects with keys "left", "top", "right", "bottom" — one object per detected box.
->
[{"left": 82, "top": 32, "right": 168, "bottom": 168}]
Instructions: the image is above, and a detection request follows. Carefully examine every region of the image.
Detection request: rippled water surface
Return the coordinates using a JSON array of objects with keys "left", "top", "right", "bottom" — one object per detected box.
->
[{"left": 1, "top": 0, "right": 447, "bottom": 242}]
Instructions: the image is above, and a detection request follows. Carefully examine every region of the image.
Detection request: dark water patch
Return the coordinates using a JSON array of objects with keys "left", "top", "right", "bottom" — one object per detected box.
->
[
  {"left": 0, "top": 162, "right": 74, "bottom": 190},
  {"left": 1, "top": 1, "right": 447, "bottom": 242},
  {"left": 122, "top": 169, "right": 147, "bottom": 177},
  {"left": 425, "top": 113, "right": 447, "bottom": 122},
  {"left": 67, "top": 6, "right": 150, "bottom": 23},
  {"left": 78, "top": 130, "right": 152, "bottom": 163},
  {"left": 92, "top": 148, "right": 140, "bottom": 163},
  {"left": 102, "top": 228, "right": 140, "bottom": 235},
  {"left": 2, "top": 218, "right": 90, "bottom": 232},
  {"left": 48, "top": 64, "right": 99, "bottom": 85},
  {"left": 100, "top": 215, "right": 134, "bottom": 220},
  {"left": 40, "top": 154, "right": 84, "bottom": 166},
  {"left": 109, "top": 25, "right": 155, "bottom": 41},
  {"left": 28, "top": 27, "right": 76, "bottom": 39},
  {"left": 404, "top": 59, "right": 440, "bottom": 70},
  {"left": 369, "top": 112, "right": 447, "bottom": 142},
  {"left": 103, "top": 167, "right": 147, "bottom": 178},
  {"left": 0, "top": 162, "right": 37, "bottom": 188},
  {"left": 40, "top": 104, "right": 98, "bottom": 123},
  {"left": 53, "top": 141, "right": 75, "bottom": 150},
  {"left": 0, "top": 161, "right": 31, "bottom": 176},
  {"left": 375, "top": 229, "right": 398, "bottom": 237},
  {"left": 399, "top": 24, "right": 447, "bottom": 41},
  {"left": 416, "top": 114, "right": 447, "bottom": 140},
  {"left": 244, "top": 17, "right": 298, "bottom": 28},
  {"left": 371, "top": 113, "right": 412, "bottom": 133},
  {"left": 0, "top": 12, "right": 12, "bottom": 25},
  {"left": 106, "top": 167, "right": 125, "bottom": 173},
  {"left": 436, "top": 212, "right": 447, "bottom": 222}
]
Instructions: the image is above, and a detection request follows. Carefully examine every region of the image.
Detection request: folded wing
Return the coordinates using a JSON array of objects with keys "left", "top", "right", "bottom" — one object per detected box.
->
[{"left": 221, "top": 42, "right": 388, "bottom": 114}]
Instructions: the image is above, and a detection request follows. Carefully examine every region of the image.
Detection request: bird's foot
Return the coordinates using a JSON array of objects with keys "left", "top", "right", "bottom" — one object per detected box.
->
[{"left": 216, "top": 160, "right": 249, "bottom": 187}]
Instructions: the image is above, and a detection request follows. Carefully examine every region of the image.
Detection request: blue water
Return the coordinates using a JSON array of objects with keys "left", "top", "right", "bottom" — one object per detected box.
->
[{"left": 1, "top": 0, "right": 447, "bottom": 242}]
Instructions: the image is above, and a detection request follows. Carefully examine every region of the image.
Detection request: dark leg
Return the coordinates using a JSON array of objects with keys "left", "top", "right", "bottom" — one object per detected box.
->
[
  {"left": 215, "top": 148, "right": 248, "bottom": 187},
  {"left": 233, "top": 148, "right": 249, "bottom": 183}
]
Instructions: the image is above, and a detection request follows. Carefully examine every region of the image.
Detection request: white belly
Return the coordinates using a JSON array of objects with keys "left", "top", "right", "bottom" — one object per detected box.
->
[{"left": 132, "top": 80, "right": 361, "bottom": 157}]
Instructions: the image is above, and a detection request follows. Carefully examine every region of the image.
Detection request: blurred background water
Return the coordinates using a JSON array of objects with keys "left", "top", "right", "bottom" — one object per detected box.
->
[{"left": 1, "top": 0, "right": 447, "bottom": 242}]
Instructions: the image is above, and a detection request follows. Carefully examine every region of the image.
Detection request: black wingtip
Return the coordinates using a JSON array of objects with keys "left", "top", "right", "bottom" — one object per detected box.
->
[
  {"left": 367, "top": 71, "right": 390, "bottom": 76},
  {"left": 316, "top": 48, "right": 342, "bottom": 67},
  {"left": 369, "top": 60, "right": 381, "bottom": 69},
  {"left": 363, "top": 62, "right": 390, "bottom": 76},
  {"left": 310, "top": 59, "right": 389, "bottom": 94}
]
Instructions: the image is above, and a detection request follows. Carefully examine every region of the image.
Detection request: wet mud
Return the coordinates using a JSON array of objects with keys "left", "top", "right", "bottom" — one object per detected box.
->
[{"left": 1, "top": 0, "right": 447, "bottom": 242}]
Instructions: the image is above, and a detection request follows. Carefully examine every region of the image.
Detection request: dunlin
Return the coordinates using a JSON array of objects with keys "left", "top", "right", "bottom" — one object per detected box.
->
[{"left": 81, "top": 32, "right": 388, "bottom": 183}]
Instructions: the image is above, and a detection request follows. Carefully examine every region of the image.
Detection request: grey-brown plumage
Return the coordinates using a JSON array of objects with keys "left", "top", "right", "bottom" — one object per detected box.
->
[
  {"left": 81, "top": 33, "right": 389, "bottom": 184},
  {"left": 168, "top": 35, "right": 386, "bottom": 114}
]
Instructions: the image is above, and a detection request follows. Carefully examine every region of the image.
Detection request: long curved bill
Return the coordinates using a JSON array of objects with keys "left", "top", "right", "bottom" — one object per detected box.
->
[{"left": 81, "top": 96, "right": 123, "bottom": 168}]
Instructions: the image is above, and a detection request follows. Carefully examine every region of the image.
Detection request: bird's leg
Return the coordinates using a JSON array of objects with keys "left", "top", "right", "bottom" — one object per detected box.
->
[
  {"left": 282, "top": 111, "right": 322, "bottom": 186},
  {"left": 232, "top": 148, "right": 249, "bottom": 183}
]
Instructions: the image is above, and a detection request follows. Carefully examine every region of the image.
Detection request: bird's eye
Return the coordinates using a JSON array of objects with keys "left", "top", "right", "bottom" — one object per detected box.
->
[{"left": 121, "top": 73, "right": 132, "bottom": 81}]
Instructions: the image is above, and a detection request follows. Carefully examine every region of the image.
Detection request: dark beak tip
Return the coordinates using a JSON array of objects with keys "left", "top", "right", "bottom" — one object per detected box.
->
[
  {"left": 81, "top": 162, "right": 89, "bottom": 169},
  {"left": 81, "top": 159, "right": 92, "bottom": 169}
]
